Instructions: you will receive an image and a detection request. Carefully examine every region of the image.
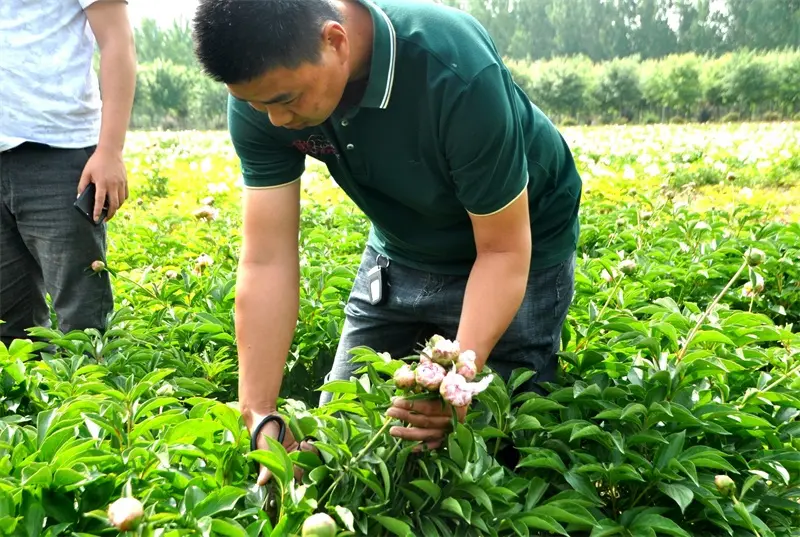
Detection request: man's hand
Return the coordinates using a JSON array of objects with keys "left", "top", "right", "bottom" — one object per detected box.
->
[
  {"left": 386, "top": 397, "right": 468, "bottom": 451},
  {"left": 249, "top": 412, "right": 318, "bottom": 486},
  {"left": 77, "top": 147, "right": 128, "bottom": 221}
]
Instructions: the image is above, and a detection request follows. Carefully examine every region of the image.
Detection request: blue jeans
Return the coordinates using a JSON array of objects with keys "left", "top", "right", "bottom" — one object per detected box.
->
[
  {"left": 319, "top": 244, "right": 576, "bottom": 406},
  {"left": 0, "top": 142, "right": 113, "bottom": 348}
]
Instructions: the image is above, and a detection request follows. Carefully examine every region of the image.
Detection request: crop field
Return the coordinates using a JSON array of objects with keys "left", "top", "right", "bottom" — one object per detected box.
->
[{"left": 1, "top": 121, "right": 799, "bottom": 536}]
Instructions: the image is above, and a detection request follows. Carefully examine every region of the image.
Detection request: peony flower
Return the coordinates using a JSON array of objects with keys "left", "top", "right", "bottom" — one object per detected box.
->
[
  {"left": 415, "top": 361, "right": 446, "bottom": 391},
  {"left": 193, "top": 206, "right": 218, "bottom": 222},
  {"left": 439, "top": 371, "right": 494, "bottom": 408},
  {"left": 422, "top": 335, "right": 461, "bottom": 365},
  {"left": 107, "top": 497, "right": 144, "bottom": 531},
  {"left": 91, "top": 260, "right": 105, "bottom": 273},
  {"left": 393, "top": 364, "right": 416, "bottom": 389},
  {"left": 618, "top": 259, "right": 637, "bottom": 275},
  {"left": 714, "top": 475, "right": 735, "bottom": 498},
  {"left": 742, "top": 273, "right": 765, "bottom": 298},
  {"left": 301, "top": 512, "right": 337, "bottom": 537},
  {"left": 455, "top": 350, "right": 477, "bottom": 381},
  {"left": 745, "top": 248, "right": 765, "bottom": 267}
]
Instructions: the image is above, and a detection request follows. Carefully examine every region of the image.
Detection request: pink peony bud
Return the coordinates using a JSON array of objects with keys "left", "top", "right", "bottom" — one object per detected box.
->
[
  {"left": 422, "top": 335, "right": 461, "bottom": 365},
  {"left": 107, "top": 497, "right": 144, "bottom": 531},
  {"left": 455, "top": 350, "right": 477, "bottom": 381},
  {"left": 439, "top": 372, "right": 472, "bottom": 407},
  {"left": 415, "top": 361, "right": 446, "bottom": 391},
  {"left": 91, "top": 260, "right": 105, "bottom": 273},
  {"left": 393, "top": 364, "right": 416, "bottom": 389},
  {"left": 439, "top": 371, "right": 494, "bottom": 408}
]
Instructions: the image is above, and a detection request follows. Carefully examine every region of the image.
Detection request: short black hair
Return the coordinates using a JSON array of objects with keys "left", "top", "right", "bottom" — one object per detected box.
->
[{"left": 192, "top": 0, "right": 343, "bottom": 84}]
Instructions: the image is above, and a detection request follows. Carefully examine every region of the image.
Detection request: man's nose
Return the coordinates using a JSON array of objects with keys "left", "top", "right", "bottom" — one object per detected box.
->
[{"left": 266, "top": 106, "right": 293, "bottom": 128}]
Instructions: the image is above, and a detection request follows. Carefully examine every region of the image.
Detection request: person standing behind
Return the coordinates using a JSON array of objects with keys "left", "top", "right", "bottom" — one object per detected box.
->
[{"left": 0, "top": 0, "right": 136, "bottom": 348}]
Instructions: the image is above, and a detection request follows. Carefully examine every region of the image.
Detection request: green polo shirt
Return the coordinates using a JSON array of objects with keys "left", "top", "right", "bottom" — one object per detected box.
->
[{"left": 228, "top": 0, "right": 582, "bottom": 276}]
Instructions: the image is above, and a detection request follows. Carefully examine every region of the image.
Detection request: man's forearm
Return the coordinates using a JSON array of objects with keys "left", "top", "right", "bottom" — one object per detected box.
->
[
  {"left": 235, "top": 260, "right": 299, "bottom": 429},
  {"left": 456, "top": 251, "right": 530, "bottom": 370},
  {"left": 96, "top": 34, "right": 136, "bottom": 152}
]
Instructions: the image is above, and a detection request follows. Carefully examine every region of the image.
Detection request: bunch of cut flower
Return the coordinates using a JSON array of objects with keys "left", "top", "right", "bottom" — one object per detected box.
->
[{"left": 392, "top": 334, "right": 493, "bottom": 407}]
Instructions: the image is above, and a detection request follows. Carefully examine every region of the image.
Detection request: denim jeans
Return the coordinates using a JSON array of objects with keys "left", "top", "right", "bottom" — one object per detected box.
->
[
  {"left": 319, "top": 244, "right": 576, "bottom": 406},
  {"left": 0, "top": 142, "right": 113, "bottom": 348}
]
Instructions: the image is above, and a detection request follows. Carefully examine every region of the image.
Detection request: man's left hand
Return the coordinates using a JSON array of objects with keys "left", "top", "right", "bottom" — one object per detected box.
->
[
  {"left": 77, "top": 147, "right": 129, "bottom": 222},
  {"left": 386, "top": 396, "right": 468, "bottom": 451}
]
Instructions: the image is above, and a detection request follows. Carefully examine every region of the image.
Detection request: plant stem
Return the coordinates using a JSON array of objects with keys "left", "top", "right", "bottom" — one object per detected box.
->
[
  {"left": 577, "top": 274, "right": 624, "bottom": 352},
  {"left": 676, "top": 259, "right": 747, "bottom": 363},
  {"left": 762, "top": 363, "right": 800, "bottom": 393},
  {"left": 318, "top": 416, "right": 394, "bottom": 506}
]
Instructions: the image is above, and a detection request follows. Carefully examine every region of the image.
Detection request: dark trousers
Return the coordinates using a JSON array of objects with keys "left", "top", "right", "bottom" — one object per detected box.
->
[
  {"left": 0, "top": 142, "right": 113, "bottom": 348},
  {"left": 319, "top": 244, "right": 576, "bottom": 405}
]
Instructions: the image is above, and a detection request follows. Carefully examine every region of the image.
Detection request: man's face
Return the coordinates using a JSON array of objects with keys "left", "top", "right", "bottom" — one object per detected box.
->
[{"left": 227, "top": 30, "right": 351, "bottom": 130}]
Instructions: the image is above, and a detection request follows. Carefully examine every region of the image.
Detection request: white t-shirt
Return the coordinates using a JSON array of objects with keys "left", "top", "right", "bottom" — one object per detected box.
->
[{"left": 0, "top": 0, "right": 103, "bottom": 152}]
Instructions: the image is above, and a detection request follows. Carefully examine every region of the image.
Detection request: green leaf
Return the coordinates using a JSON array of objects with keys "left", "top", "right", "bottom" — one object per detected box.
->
[
  {"left": 687, "top": 330, "right": 735, "bottom": 348},
  {"left": 246, "top": 451, "right": 287, "bottom": 486},
  {"left": 193, "top": 487, "right": 246, "bottom": 519},
  {"left": 334, "top": 506, "right": 355, "bottom": 532},
  {"left": 410, "top": 480, "right": 441, "bottom": 503},
  {"left": 629, "top": 513, "right": 690, "bottom": 537},
  {"left": 657, "top": 483, "right": 694, "bottom": 514},
  {"left": 439, "top": 497, "right": 466, "bottom": 521},
  {"left": 210, "top": 518, "right": 247, "bottom": 537},
  {"left": 317, "top": 380, "right": 356, "bottom": 394},
  {"left": 590, "top": 519, "right": 626, "bottom": 537},
  {"left": 564, "top": 469, "right": 603, "bottom": 505},
  {"left": 516, "top": 514, "right": 569, "bottom": 536},
  {"left": 511, "top": 415, "right": 542, "bottom": 432},
  {"left": 534, "top": 500, "right": 598, "bottom": 527},
  {"left": 372, "top": 515, "right": 413, "bottom": 537},
  {"left": 655, "top": 431, "right": 686, "bottom": 470}
]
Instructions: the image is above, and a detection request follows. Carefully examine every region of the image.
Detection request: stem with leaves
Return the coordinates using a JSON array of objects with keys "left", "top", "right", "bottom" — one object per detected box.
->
[
  {"left": 676, "top": 259, "right": 747, "bottom": 362},
  {"left": 318, "top": 416, "right": 394, "bottom": 506},
  {"left": 577, "top": 273, "right": 625, "bottom": 352}
]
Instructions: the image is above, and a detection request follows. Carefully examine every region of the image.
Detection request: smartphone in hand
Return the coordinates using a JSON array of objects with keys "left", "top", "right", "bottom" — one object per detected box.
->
[{"left": 74, "top": 183, "right": 109, "bottom": 225}]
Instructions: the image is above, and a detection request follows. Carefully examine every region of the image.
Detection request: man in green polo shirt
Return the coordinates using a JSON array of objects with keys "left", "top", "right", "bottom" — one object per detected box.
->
[{"left": 192, "top": 0, "right": 582, "bottom": 484}]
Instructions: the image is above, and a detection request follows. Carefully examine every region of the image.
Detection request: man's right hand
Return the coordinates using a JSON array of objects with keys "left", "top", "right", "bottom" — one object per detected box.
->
[{"left": 249, "top": 412, "right": 318, "bottom": 486}]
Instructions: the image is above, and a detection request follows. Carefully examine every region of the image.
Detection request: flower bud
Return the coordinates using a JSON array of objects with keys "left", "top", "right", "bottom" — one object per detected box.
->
[
  {"left": 393, "top": 364, "right": 416, "bottom": 389},
  {"left": 107, "top": 497, "right": 144, "bottom": 531},
  {"left": 415, "top": 361, "right": 446, "bottom": 391},
  {"left": 439, "top": 372, "right": 472, "bottom": 407},
  {"left": 714, "top": 475, "right": 735, "bottom": 497},
  {"left": 618, "top": 259, "right": 637, "bottom": 275},
  {"left": 301, "top": 513, "right": 337, "bottom": 537},
  {"left": 91, "top": 260, "right": 105, "bottom": 273},
  {"left": 745, "top": 248, "right": 765, "bottom": 267},
  {"left": 423, "top": 335, "right": 461, "bottom": 365},
  {"left": 455, "top": 350, "right": 477, "bottom": 381},
  {"left": 439, "top": 371, "right": 494, "bottom": 408}
]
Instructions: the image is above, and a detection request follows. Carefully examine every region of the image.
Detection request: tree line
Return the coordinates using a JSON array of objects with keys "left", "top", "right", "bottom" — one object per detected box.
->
[
  {"left": 438, "top": 0, "right": 799, "bottom": 62},
  {"left": 127, "top": 0, "right": 800, "bottom": 130}
]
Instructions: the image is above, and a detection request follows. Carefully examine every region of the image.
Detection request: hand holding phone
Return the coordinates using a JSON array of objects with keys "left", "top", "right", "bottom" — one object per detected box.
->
[{"left": 74, "top": 183, "right": 109, "bottom": 225}]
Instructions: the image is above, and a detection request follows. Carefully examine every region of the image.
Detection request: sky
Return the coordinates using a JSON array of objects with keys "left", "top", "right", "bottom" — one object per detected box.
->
[{"left": 127, "top": 0, "right": 200, "bottom": 28}]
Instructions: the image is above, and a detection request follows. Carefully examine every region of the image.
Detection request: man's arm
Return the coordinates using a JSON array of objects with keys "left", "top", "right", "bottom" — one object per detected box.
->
[
  {"left": 80, "top": 0, "right": 136, "bottom": 220},
  {"left": 236, "top": 180, "right": 302, "bottom": 429},
  {"left": 456, "top": 189, "right": 531, "bottom": 371}
]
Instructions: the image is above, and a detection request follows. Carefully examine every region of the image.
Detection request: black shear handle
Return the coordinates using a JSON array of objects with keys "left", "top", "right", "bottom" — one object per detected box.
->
[{"left": 250, "top": 414, "right": 287, "bottom": 452}]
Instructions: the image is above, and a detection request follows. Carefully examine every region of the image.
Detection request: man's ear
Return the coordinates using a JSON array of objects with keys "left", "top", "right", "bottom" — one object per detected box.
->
[{"left": 322, "top": 20, "right": 349, "bottom": 56}]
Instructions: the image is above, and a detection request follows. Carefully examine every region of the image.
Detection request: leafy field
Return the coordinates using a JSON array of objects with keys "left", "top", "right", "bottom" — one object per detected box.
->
[{"left": 0, "top": 122, "right": 798, "bottom": 536}]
